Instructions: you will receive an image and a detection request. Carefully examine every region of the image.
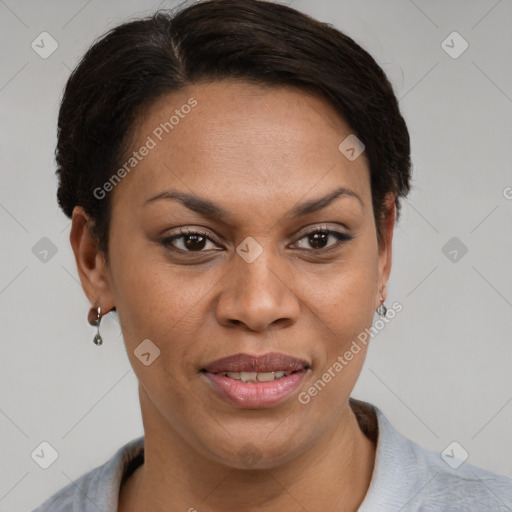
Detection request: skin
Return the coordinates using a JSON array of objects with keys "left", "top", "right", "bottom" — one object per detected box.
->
[{"left": 70, "top": 79, "right": 395, "bottom": 511}]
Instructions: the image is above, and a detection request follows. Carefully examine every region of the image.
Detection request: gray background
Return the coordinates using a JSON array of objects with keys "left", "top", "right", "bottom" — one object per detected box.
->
[{"left": 1, "top": 0, "right": 511, "bottom": 509}]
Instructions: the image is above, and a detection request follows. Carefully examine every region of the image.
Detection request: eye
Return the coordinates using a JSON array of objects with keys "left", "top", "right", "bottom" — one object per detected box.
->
[
  {"left": 161, "top": 227, "right": 221, "bottom": 253},
  {"left": 160, "top": 226, "right": 353, "bottom": 255},
  {"left": 293, "top": 228, "right": 353, "bottom": 252}
]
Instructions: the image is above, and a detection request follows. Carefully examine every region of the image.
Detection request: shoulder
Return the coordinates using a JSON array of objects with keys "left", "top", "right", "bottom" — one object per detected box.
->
[
  {"left": 353, "top": 400, "right": 512, "bottom": 511},
  {"left": 405, "top": 437, "right": 512, "bottom": 510},
  {"left": 30, "top": 436, "right": 145, "bottom": 512}
]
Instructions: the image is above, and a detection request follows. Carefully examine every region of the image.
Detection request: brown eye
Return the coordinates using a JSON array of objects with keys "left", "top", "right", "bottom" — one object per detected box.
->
[
  {"left": 161, "top": 227, "right": 221, "bottom": 252},
  {"left": 294, "top": 229, "right": 352, "bottom": 251},
  {"left": 160, "top": 226, "right": 352, "bottom": 256}
]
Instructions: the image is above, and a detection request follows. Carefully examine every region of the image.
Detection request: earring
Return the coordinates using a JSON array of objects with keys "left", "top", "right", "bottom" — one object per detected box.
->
[
  {"left": 87, "top": 305, "right": 103, "bottom": 346},
  {"left": 376, "top": 293, "right": 387, "bottom": 317}
]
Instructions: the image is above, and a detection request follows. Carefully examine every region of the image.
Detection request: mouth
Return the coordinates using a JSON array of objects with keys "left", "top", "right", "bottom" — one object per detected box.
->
[
  {"left": 200, "top": 352, "right": 311, "bottom": 408},
  {"left": 211, "top": 370, "right": 297, "bottom": 382}
]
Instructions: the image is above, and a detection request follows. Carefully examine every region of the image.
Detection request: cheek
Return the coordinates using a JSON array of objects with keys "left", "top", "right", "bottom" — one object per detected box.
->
[
  {"left": 110, "top": 242, "right": 216, "bottom": 373},
  {"left": 301, "top": 237, "right": 379, "bottom": 334},
  {"left": 107, "top": 236, "right": 173, "bottom": 338},
  {"left": 302, "top": 262, "right": 377, "bottom": 412}
]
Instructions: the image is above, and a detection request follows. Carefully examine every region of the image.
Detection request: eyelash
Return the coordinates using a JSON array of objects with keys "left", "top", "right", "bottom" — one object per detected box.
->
[{"left": 160, "top": 226, "right": 353, "bottom": 255}]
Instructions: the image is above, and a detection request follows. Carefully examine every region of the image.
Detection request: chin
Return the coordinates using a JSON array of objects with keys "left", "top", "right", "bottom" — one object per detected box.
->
[{"left": 198, "top": 425, "right": 311, "bottom": 471}]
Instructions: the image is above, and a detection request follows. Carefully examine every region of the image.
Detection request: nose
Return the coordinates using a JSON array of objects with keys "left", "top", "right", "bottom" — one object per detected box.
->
[{"left": 215, "top": 244, "right": 301, "bottom": 333}]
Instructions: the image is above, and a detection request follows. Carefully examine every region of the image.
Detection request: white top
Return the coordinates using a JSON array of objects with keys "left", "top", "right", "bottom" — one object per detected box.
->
[{"left": 31, "top": 400, "right": 512, "bottom": 511}]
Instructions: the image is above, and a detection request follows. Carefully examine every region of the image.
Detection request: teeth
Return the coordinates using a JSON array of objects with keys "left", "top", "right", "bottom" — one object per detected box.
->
[
  {"left": 219, "top": 370, "right": 293, "bottom": 382},
  {"left": 240, "top": 371, "right": 257, "bottom": 382},
  {"left": 256, "top": 372, "right": 276, "bottom": 382}
]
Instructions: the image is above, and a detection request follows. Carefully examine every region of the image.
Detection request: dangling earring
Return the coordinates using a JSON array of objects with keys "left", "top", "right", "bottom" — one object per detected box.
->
[
  {"left": 376, "top": 293, "right": 387, "bottom": 317},
  {"left": 88, "top": 305, "right": 103, "bottom": 346}
]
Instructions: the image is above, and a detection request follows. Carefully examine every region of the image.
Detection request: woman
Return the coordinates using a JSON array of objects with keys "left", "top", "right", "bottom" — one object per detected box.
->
[{"left": 32, "top": 0, "right": 512, "bottom": 510}]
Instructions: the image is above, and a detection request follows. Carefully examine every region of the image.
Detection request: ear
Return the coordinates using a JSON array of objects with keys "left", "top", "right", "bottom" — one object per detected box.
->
[
  {"left": 375, "top": 193, "right": 396, "bottom": 308},
  {"left": 69, "top": 206, "right": 115, "bottom": 312}
]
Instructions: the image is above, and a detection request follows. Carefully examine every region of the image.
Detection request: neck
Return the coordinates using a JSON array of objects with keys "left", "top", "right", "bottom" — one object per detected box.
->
[{"left": 119, "top": 394, "right": 376, "bottom": 512}]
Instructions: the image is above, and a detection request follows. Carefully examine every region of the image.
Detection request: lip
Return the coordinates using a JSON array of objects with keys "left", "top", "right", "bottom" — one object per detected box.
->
[
  {"left": 202, "top": 369, "right": 308, "bottom": 408},
  {"left": 203, "top": 352, "right": 310, "bottom": 373},
  {"left": 201, "top": 352, "right": 310, "bottom": 409}
]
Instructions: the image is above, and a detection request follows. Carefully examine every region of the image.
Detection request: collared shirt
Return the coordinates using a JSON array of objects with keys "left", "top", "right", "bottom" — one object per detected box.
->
[{"left": 31, "top": 400, "right": 512, "bottom": 511}]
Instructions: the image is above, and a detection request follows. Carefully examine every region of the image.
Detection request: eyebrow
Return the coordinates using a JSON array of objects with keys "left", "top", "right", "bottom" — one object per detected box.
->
[{"left": 143, "top": 186, "right": 362, "bottom": 221}]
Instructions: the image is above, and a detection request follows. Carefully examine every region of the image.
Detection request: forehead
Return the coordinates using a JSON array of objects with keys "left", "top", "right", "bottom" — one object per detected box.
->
[{"left": 112, "top": 80, "right": 371, "bottom": 215}]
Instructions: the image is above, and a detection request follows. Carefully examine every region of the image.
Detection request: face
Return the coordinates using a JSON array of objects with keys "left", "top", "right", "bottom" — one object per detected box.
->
[{"left": 76, "top": 80, "right": 393, "bottom": 469}]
